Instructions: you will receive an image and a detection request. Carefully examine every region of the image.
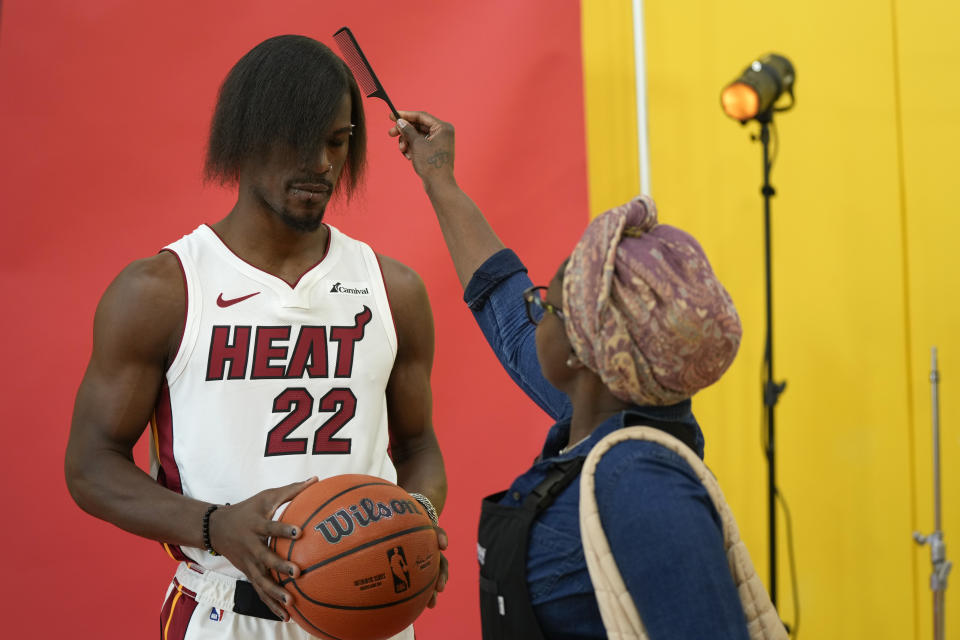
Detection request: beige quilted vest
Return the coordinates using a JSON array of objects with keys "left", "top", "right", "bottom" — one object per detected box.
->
[{"left": 579, "top": 427, "right": 787, "bottom": 640}]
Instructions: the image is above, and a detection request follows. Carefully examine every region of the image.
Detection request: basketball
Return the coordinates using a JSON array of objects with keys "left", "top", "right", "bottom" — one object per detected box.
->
[{"left": 270, "top": 475, "right": 440, "bottom": 640}]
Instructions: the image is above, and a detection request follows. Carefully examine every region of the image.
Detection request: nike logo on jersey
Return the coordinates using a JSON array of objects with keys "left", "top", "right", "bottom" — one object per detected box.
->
[{"left": 216, "top": 291, "right": 261, "bottom": 308}]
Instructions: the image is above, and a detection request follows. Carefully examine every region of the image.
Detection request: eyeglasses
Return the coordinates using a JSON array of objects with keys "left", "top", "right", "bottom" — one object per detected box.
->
[{"left": 522, "top": 285, "right": 564, "bottom": 325}]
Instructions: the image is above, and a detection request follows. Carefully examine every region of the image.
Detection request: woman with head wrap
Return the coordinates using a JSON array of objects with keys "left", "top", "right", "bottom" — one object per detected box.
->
[{"left": 392, "top": 112, "right": 780, "bottom": 640}]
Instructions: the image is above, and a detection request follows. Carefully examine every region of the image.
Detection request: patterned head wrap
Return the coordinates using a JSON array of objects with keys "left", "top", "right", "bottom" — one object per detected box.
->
[{"left": 562, "top": 195, "right": 742, "bottom": 406}]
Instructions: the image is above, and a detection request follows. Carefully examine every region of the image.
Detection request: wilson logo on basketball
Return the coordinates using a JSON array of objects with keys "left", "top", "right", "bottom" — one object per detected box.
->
[{"left": 315, "top": 497, "right": 424, "bottom": 544}]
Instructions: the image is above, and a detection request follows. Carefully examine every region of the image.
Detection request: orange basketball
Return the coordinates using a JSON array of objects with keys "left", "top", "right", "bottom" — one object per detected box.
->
[{"left": 270, "top": 475, "right": 440, "bottom": 640}]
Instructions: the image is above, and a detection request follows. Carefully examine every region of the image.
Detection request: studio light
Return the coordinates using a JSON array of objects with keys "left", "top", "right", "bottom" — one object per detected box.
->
[
  {"left": 720, "top": 51, "right": 797, "bottom": 616},
  {"left": 721, "top": 54, "right": 795, "bottom": 122}
]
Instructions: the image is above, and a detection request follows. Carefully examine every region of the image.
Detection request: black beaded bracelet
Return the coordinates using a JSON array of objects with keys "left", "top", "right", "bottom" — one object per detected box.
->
[{"left": 202, "top": 503, "right": 220, "bottom": 555}]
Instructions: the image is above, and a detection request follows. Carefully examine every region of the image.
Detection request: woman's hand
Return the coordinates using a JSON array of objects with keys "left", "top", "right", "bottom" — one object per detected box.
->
[{"left": 389, "top": 110, "right": 456, "bottom": 187}]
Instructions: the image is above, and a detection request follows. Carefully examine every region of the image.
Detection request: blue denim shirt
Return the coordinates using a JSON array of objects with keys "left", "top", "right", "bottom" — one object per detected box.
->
[{"left": 464, "top": 249, "right": 750, "bottom": 640}]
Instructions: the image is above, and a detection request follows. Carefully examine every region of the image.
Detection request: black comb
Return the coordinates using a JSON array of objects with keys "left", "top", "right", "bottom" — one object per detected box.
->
[{"left": 333, "top": 27, "right": 399, "bottom": 119}]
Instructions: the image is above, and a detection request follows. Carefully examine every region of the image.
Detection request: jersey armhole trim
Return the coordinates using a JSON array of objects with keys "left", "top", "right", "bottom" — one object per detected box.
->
[
  {"left": 160, "top": 246, "right": 198, "bottom": 385},
  {"left": 160, "top": 248, "right": 188, "bottom": 377},
  {"left": 373, "top": 252, "right": 399, "bottom": 357}
]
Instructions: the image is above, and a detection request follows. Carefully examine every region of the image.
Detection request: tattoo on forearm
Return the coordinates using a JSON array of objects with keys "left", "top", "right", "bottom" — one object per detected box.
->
[{"left": 427, "top": 150, "right": 451, "bottom": 168}]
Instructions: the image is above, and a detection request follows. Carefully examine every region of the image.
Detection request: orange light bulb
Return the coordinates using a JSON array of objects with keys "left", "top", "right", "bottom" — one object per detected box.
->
[{"left": 721, "top": 82, "right": 759, "bottom": 121}]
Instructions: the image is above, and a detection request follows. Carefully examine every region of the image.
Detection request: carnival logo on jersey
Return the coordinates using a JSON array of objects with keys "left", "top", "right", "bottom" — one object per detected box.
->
[{"left": 329, "top": 281, "right": 370, "bottom": 295}]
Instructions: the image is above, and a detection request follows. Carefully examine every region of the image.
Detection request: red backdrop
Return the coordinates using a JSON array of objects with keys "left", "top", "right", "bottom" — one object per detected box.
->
[{"left": 0, "top": 2, "right": 587, "bottom": 636}]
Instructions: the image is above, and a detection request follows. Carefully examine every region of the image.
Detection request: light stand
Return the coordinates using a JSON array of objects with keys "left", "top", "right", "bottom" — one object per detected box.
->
[
  {"left": 756, "top": 109, "right": 787, "bottom": 607},
  {"left": 914, "top": 347, "right": 951, "bottom": 640},
  {"left": 722, "top": 53, "right": 795, "bottom": 611}
]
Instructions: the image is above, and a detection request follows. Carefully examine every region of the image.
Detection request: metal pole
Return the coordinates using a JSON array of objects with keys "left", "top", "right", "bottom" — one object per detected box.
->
[
  {"left": 757, "top": 113, "right": 785, "bottom": 607},
  {"left": 932, "top": 348, "right": 942, "bottom": 533},
  {"left": 913, "top": 347, "right": 951, "bottom": 640},
  {"left": 631, "top": 0, "right": 652, "bottom": 195},
  {"left": 761, "top": 116, "right": 777, "bottom": 607},
  {"left": 931, "top": 348, "right": 946, "bottom": 640}
]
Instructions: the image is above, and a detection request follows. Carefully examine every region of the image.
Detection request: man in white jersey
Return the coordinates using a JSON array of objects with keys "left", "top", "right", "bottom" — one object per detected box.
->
[{"left": 65, "top": 35, "right": 447, "bottom": 639}]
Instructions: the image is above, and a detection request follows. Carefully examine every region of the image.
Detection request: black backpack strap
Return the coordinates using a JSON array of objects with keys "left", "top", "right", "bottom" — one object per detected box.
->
[{"left": 522, "top": 456, "right": 586, "bottom": 515}]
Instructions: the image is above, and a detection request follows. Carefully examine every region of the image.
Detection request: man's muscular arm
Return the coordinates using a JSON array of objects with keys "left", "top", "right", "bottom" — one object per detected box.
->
[
  {"left": 380, "top": 254, "right": 448, "bottom": 605},
  {"left": 66, "top": 252, "right": 198, "bottom": 539},
  {"left": 380, "top": 255, "right": 447, "bottom": 509},
  {"left": 64, "top": 252, "right": 311, "bottom": 620}
]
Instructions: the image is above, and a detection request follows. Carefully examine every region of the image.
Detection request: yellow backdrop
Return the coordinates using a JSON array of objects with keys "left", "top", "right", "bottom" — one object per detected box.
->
[{"left": 581, "top": 1, "right": 960, "bottom": 638}]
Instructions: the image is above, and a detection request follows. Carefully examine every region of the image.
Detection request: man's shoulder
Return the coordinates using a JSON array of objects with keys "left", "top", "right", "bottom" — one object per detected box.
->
[
  {"left": 374, "top": 254, "right": 432, "bottom": 347},
  {"left": 115, "top": 251, "right": 184, "bottom": 295},
  {"left": 376, "top": 254, "right": 424, "bottom": 293},
  {"left": 92, "top": 251, "right": 185, "bottom": 361},
  {"left": 101, "top": 251, "right": 185, "bottom": 328},
  {"left": 116, "top": 224, "right": 210, "bottom": 292}
]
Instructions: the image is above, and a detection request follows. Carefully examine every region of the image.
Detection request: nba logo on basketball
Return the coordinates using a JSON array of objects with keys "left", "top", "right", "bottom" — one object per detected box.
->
[{"left": 387, "top": 546, "right": 410, "bottom": 593}]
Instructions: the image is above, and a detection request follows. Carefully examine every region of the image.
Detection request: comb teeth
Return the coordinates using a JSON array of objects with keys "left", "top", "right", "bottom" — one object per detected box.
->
[{"left": 333, "top": 28, "right": 379, "bottom": 97}]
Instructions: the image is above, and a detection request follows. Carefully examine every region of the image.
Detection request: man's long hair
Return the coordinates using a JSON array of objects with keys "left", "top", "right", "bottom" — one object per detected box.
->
[{"left": 204, "top": 35, "right": 366, "bottom": 198}]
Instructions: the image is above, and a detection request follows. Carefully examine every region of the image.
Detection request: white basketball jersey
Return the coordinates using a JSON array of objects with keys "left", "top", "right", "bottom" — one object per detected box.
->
[{"left": 151, "top": 224, "right": 398, "bottom": 578}]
